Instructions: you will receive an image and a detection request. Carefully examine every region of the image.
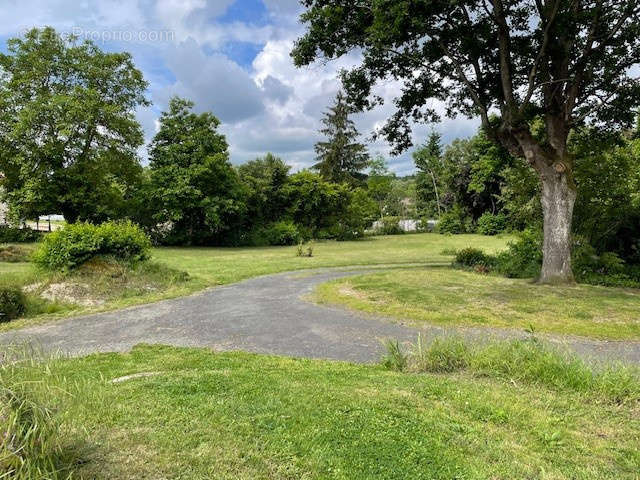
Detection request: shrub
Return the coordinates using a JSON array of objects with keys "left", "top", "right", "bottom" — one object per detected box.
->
[
  {"left": 261, "top": 221, "right": 300, "bottom": 246},
  {"left": 454, "top": 247, "right": 492, "bottom": 268},
  {"left": 376, "top": 217, "right": 404, "bottom": 236},
  {"left": 476, "top": 212, "right": 507, "bottom": 235},
  {"left": 33, "top": 221, "right": 151, "bottom": 271},
  {"left": 0, "top": 287, "right": 26, "bottom": 322},
  {"left": 0, "top": 226, "right": 41, "bottom": 243},
  {"left": 436, "top": 206, "right": 472, "bottom": 234},
  {"left": 494, "top": 229, "right": 543, "bottom": 278}
]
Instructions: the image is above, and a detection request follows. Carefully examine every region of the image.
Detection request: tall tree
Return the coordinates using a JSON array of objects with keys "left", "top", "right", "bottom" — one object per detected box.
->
[
  {"left": 148, "top": 97, "right": 245, "bottom": 245},
  {"left": 0, "top": 27, "right": 148, "bottom": 223},
  {"left": 314, "top": 91, "right": 370, "bottom": 184},
  {"left": 293, "top": 0, "right": 640, "bottom": 284},
  {"left": 366, "top": 155, "right": 394, "bottom": 218},
  {"left": 414, "top": 132, "right": 444, "bottom": 218}
]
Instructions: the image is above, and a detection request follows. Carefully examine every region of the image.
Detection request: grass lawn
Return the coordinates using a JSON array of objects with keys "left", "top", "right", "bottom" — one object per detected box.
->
[
  {"left": 0, "top": 234, "right": 510, "bottom": 331},
  {"left": 4, "top": 344, "right": 639, "bottom": 479},
  {"left": 314, "top": 268, "right": 640, "bottom": 340}
]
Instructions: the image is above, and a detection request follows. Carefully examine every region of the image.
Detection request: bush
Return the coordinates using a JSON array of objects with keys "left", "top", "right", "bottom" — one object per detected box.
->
[
  {"left": 454, "top": 247, "right": 492, "bottom": 268},
  {"left": 260, "top": 221, "right": 300, "bottom": 246},
  {"left": 0, "top": 287, "right": 26, "bottom": 322},
  {"left": 377, "top": 217, "right": 404, "bottom": 236},
  {"left": 436, "top": 206, "right": 472, "bottom": 234},
  {"left": 494, "top": 229, "right": 543, "bottom": 278},
  {"left": 33, "top": 221, "right": 151, "bottom": 271},
  {"left": 476, "top": 212, "right": 507, "bottom": 235},
  {"left": 0, "top": 226, "right": 41, "bottom": 243}
]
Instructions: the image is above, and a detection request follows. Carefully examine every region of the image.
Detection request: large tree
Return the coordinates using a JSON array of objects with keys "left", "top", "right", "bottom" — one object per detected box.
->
[
  {"left": 0, "top": 27, "right": 148, "bottom": 223},
  {"left": 414, "top": 132, "right": 444, "bottom": 218},
  {"left": 292, "top": 0, "right": 640, "bottom": 284},
  {"left": 148, "top": 97, "right": 246, "bottom": 245},
  {"left": 314, "top": 91, "right": 370, "bottom": 184}
]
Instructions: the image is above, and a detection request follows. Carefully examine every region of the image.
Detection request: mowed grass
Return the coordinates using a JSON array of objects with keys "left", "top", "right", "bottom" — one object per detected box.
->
[
  {"left": 0, "top": 234, "right": 509, "bottom": 331},
  {"left": 5, "top": 344, "right": 638, "bottom": 479},
  {"left": 314, "top": 268, "right": 640, "bottom": 340},
  {"left": 152, "top": 233, "right": 510, "bottom": 286}
]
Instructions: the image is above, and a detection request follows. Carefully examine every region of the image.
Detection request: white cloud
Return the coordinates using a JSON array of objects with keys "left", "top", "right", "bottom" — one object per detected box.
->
[{"left": 0, "top": 0, "right": 481, "bottom": 175}]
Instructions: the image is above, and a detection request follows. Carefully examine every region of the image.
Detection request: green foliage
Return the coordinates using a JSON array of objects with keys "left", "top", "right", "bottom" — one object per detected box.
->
[
  {"left": 414, "top": 133, "right": 444, "bottom": 218},
  {"left": 0, "top": 226, "right": 40, "bottom": 243},
  {"left": 381, "top": 339, "right": 408, "bottom": 372},
  {"left": 148, "top": 97, "right": 246, "bottom": 246},
  {"left": 0, "top": 286, "right": 26, "bottom": 322},
  {"left": 313, "top": 91, "right": 369, "bottom": 184},
  {"left": 411, "top": 335, "right": 469, "bottom": 373},
  {"left": 454, "top": 247, "right": 491, "bottom": 268},
  {"left": 260, "top": 221, "right": 301, "bottom": 246},
  {"left": 494, "top": 229, "right": 543, "bottom": 278},
  {"left": 476, "top": 212, "right": 507, "bottom": 235},
  {"left": 376, "top": 217, "right": 404, "bottom": 236},
  {"left": 0, "top": 27, "right": 148, "bottom": 223},
  {"left": 436, "top": 206, "right": 472, "bottom": 234},
  {"left": 237, "top": 153, "right": 291, "bottom": 228},
  {"left": 33, "top": 221, "right": 151, "bottom": 271},
  {"left": 286, "top": 171, "right": 349, "bottom": 237}
]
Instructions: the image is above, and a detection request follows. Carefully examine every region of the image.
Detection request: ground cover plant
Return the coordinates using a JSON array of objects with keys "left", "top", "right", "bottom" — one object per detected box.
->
[
  {"left": 314, "top": 267, "right": 640, "bottom": 340},
  {"left": 0, "top": 342, "right": 637, "bottom": 479}
]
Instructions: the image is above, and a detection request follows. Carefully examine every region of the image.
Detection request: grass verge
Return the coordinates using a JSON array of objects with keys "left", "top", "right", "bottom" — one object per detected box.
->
[
  {"left": 1, "top": 342, "right": 638, "bottom": 479},
  {"left": 314, "top": 267, "right": 640, "bottom": 340}
]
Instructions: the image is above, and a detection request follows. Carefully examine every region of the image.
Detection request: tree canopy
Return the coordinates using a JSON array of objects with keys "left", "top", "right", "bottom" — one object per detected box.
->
[
  {"left": 0, "top": 27, "right": 148, "bottom": 223},
  {"left": 293, "top": 0, "right": 640, "bottom": 284}
]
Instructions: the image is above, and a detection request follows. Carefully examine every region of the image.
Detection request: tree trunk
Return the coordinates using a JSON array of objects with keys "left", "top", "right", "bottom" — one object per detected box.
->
[{"left": 539, "top": 169, "right": 576, "bottom": 284}]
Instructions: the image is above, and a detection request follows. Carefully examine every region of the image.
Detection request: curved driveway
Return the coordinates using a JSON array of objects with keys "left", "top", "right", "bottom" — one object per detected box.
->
[{"left": 1, "top": 268, "right": 639, "bottom": 364}]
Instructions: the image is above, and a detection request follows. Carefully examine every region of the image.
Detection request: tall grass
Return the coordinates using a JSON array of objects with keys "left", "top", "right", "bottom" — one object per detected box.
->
[
  {"left": 382, "top": 335, "right": 640, "bottom": 404},
  {"left": 0, "top": 345, "right": 76, "bottom": 479}
]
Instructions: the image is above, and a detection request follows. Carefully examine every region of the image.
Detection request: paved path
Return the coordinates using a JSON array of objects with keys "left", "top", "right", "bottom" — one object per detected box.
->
[{"left": 1, "top": 268, "right": 639, "bottom": 365}]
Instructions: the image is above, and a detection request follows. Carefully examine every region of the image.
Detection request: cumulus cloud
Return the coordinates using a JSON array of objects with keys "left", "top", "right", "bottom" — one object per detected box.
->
[
  {"left": 0, "top": 0, "right": 480, "bottom": 174},
  {"left": 158, "top": 39, "right": 264, "bottom": 123}
]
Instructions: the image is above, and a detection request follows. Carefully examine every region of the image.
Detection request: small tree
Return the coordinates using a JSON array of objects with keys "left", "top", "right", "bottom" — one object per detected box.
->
[
  {"left": 414, "top": 133, "right": 444, "bottom": 219},
  {"left": 148, "top": 97, "right": 246, "bottom": 245},
  {"left": 293, "top": 0, "right": 640, "bottom": 284},
  {"left": 0, "top": 27, "right": 148, "bottom": 223},
  {"left": 314, "top": 91, "right": 370, "bottom": 184}
]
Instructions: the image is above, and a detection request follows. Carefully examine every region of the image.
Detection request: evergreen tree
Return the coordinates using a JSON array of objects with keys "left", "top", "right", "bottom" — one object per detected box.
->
[{"left": 313, "top": 91, "right": 369, "bottom": 184}]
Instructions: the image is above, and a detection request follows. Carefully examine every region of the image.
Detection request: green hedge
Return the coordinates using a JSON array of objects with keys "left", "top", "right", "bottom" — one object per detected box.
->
[
  {"left": 0, "top": 226, "right": 41, "bottom": 243},
  {"left": 0, "top": 286, "right": 26, "bottom": 322},
  {"left": 33, "top": 221, "right": 151, "bottom": 271}
]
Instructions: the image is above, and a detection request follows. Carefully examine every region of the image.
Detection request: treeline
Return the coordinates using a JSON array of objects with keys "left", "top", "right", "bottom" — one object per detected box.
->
[{"left": 414, "top": 124, "right": 640, "bottom": 269}]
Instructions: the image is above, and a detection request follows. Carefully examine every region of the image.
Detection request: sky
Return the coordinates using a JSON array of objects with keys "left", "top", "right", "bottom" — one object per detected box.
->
[{"left": 0, "top": 0, "right": 480, "bottom": 175}]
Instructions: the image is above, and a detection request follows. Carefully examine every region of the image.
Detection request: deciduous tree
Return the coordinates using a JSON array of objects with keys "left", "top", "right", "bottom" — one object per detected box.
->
[{"left": 293, "top": 0, "right": 640, "bottom": 283}]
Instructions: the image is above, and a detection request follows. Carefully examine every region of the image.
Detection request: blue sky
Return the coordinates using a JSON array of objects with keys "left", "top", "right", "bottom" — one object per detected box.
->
[{"left": 0, "top": 0, "right": 479, "bottom": 174}]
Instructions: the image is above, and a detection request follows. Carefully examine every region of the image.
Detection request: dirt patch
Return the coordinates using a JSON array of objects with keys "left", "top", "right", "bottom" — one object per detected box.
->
[
  {"left": 338, "top": 284, "right": 370, "bottom": 300},
  {"left": 40, "top": 282, "right": 105, "bottom": 307}
]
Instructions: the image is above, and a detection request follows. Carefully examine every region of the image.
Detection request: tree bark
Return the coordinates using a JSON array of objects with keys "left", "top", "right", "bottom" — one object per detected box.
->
[{"left": 539, "top": 168, "right": 576, "bottom": 284}]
